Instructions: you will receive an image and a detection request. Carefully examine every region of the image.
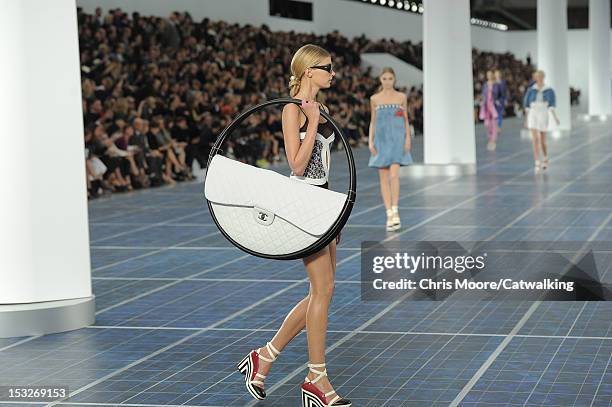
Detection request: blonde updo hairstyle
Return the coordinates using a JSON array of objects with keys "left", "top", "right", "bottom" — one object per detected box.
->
[{"left": 289, "top": 44, "right": 331, "bottom": 97}]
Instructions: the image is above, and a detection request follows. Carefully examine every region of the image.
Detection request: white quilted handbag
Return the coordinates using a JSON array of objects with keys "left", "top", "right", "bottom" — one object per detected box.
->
[{"left": 204, "top": 98, "right": 356, "bottom": 260}]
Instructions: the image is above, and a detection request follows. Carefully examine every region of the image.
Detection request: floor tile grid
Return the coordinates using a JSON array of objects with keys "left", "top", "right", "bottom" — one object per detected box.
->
[{"left": 449, "top": 206, "right": 612, "bottom": 405}]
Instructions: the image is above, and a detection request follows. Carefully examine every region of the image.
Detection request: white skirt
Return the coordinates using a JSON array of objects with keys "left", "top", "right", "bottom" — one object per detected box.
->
[{"left": 527, "top": 103, "right": 549, "bottom": 132}]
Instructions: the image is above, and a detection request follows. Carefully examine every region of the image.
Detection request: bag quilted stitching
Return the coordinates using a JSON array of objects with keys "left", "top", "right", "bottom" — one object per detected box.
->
[{"left": 205, "top": 155, "right": 347, "bottom": 237}]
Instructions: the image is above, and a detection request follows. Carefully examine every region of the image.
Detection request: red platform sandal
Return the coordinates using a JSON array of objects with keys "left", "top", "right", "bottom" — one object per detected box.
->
[
  {"left": 301, "top": 362, "right": 352, "bottom": 407},
  {"left": 236, "top": 341, "right": 280, "bottom": 400}
]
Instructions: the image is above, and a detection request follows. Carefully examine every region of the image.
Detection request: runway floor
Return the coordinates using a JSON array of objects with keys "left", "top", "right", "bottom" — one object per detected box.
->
[{"left": 1, "top": 115, "right": 611, "bottom": 407}]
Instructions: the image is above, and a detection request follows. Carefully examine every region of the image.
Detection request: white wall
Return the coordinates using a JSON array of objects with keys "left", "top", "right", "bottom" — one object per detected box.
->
[
  {"left": 471, "top": 25, "right": 508, "bottom": 53},
  {"left": 501, "top": 31, "right": 533, "bottom": 65}
]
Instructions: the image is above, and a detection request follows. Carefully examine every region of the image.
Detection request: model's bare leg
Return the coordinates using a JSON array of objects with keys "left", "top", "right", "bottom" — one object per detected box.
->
[
  {"left": 530, "top": 129, "right": 541, "bottom": 164},
  {"left": 389, "top": 163, "right": 400, "bottom": 208},
  {"left": 253, "top": 294, "right": 310, "bottom": 387},
  {"left": 486, "top": 118, "right": 498, "bottom": 150},
  {"left": 389, "top": 163, "right": 401, "bottom": 229},
  {"left": 304, "top": 246, "right": 337, "bottom": 395},
  {"left": 255, "top": 238, "right": 338, "bottom": 386},
  {"left": 378, "top": 168, "right": 391, "bottom": 209},
  {"left": 540, "top": 131, "right": 548, "bottom": 158}
]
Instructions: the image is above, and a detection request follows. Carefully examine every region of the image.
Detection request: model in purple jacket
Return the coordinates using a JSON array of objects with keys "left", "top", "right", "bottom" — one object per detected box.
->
[{"left": 479, "top": 70, "right": 503, "bottom": 150}]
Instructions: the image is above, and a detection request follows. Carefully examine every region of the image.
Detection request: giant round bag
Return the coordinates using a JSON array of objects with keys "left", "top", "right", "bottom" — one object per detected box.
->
[{"left": 204, "top": 98, "right": 357, "bottom": 260}]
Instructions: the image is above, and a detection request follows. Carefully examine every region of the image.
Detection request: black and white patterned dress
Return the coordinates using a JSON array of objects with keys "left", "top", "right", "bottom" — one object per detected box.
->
[{"left": 289, "top": 111, "right": 335, "bottom": 188}]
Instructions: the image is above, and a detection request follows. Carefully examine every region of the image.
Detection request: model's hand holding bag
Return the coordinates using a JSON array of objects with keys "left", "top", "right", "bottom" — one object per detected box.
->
[{"left": 204, "top": 98, "right": 356, "bottom": 260}]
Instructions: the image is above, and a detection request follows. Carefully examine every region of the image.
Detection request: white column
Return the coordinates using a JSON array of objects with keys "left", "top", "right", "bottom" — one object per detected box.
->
[
  {"left": 537, "top": 0, "right": 572, "bottom": 130},
  {"left": 0, "top": 0, "right": 93, "bottom": 336},
  {"left": 423, "top": 0, "right": 475, "bottom": 165},
  {"left": 589, "top": 0, "right": 612, "bottom": 116}
]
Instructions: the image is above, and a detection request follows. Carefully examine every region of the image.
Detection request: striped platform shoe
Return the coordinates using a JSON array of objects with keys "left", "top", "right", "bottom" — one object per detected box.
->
[
  {"left": 301, "top": 363, "right": 351, "bottom": 407},
  {"left": 236, "top": 341, "right": 280, "bottom": 400}
]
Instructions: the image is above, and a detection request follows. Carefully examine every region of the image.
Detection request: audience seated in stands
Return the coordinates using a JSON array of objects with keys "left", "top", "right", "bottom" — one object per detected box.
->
[{"left": 78, "top": 7, "right": 557, "bottom": 199}]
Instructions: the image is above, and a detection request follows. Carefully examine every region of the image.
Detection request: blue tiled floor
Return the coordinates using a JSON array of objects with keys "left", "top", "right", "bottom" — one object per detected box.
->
[
  {"left": 463, "top": 337, "right": 612, "bottom": 407},
  {"left": 1, "top": 115, "right": 611, "bottom": 406}
]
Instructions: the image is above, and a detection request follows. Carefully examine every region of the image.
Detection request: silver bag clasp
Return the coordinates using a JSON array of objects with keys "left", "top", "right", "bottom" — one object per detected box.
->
[{"left": 253, "top": 206, "right": 274, "bottom": 226}]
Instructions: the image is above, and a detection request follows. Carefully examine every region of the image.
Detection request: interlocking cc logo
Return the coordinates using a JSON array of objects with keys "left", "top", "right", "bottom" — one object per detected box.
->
[{"left": 253, "top": 206, "right": 274, "bottom": 226}]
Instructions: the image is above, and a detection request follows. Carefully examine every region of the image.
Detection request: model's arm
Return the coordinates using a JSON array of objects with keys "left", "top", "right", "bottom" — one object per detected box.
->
[
  {"left": 402, "top": 93, "right": 411, "bottom": 153},
  {"left": 548, "top": 90, "right": 560, "bottom": 125},
  {"left": 551, "top": 109, "right": 560, "bottom": 125},
  {"left": 282, "top": 103, "right": 318, "bottom": 176},
  {"left": 368, "top": 97, "right": 377, "bottom": 155},
  {"left": 547, "top": 89, "right": 557, "bottom": 110}
]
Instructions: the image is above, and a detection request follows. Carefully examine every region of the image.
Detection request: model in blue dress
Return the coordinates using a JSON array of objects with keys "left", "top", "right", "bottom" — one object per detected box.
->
[{"left": 368, "top": 67, "right": 413, "bottom": 232}]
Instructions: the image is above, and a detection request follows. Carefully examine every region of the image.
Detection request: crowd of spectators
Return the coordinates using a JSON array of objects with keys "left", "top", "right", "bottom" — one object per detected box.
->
[
  {"left": 78, "top": 7, "right": 553, "bottom": 199},
  {"left": 79, "top": 8, "right": 384, "bottom": 198},
  {"left": 360, "top": 37, "right": 423, "bottom": 69}
]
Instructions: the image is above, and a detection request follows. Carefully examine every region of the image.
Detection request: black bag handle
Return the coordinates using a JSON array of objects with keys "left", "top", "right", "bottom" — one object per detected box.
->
[{"left": 204, "top": 97, "right": 357, "bottom": 260}]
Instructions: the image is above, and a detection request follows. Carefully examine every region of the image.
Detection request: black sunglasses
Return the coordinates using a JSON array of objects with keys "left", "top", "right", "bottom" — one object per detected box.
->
[{"left": 310, "top": 63, "right": 333, "bottom": 73}]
